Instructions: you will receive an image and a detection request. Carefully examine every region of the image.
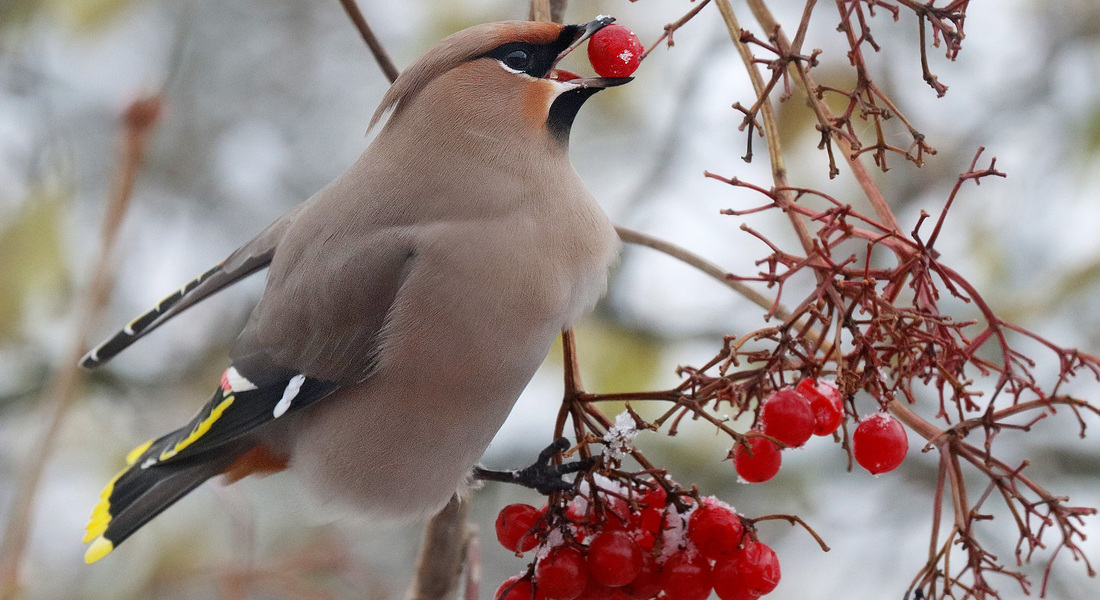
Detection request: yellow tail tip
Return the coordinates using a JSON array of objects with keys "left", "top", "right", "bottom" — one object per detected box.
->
[
  {"left": 125, "top": 439, "right": 155, "bottom": 465},
  {"left": 84, "top": 536, "right": 114, "bottom": 564}
]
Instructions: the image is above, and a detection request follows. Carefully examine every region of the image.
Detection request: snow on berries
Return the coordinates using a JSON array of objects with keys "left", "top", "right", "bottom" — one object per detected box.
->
[
  {"left": 603, "top": 410, "right": 640, "bottom": 462},
  {"left": 852, "top": 412, "right": 909, "bottom": 474},
  {"left": 492, "top": 483, "right": 782, "bottom": 600},
  {"left": 587, "top": 23, "right": 644, "bottom": 78}
]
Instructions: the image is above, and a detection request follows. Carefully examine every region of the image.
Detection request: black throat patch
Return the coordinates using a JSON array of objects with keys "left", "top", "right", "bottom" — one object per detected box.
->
[{"left": 547, "top": 87, "right": 602, "bottom": 146}]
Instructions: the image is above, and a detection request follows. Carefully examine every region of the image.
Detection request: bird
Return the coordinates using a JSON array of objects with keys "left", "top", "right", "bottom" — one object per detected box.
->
[{"left": 81, "top": 17, "right": 629, "bottom": 564}]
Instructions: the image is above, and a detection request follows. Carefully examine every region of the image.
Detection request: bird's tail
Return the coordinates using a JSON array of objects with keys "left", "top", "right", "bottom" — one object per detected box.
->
[{"left": 82, "top": 437, "right": 240, "bottom": 564}]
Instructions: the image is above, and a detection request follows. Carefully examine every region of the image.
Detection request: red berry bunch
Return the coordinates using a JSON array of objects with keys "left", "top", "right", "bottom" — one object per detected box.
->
[
  {"left": 735, "top": 377, "right": 894, "bottom": 482},
  {"left": 737, "top": 378, "right": 909, "bottom": 477},
  {"left": 587, "top": 24, "right": 644, "bottom": 78},
  {"left": 493, "top": 485, "right": 781, "bottom": 600}
]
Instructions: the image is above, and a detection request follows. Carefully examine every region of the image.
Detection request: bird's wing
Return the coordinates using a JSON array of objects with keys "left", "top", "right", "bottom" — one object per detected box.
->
[
  {"left": 84, "top": 208, "right": 418, "bottom": 562},
  {"left": 79, "top": 203, "right": 307, "bottom": 369},
  {"left": 90, "top": 221, "right": 419, "bottom": 463},
  {"left": 82, "top": 224, "right": 418, "bottom": 561},
  {"left": 228, "top": 222, "right": 418, "bottom": 385}
]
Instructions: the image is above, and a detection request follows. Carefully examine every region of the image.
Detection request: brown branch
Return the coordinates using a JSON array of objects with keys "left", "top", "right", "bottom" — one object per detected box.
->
[
  {"left": 616, "top": 225, "right": 792, "bottom": 321},
  {"left": 403, "top": 495, "right": 474, "bottom": 600},
  {"left": 337, "top": 0, "right": 400, "bottom": 83},
  {"left": 750, "top": 513, "right": 831, "bottom": 552},
  {"left": 528, "top": 0, "right": 566, "bottom": 24},
  {"left": 640, "top": 0, "right": 713, "bottom": 61},
  {"left": 714, "top": 0, "right": 821, "bottom": 263},
  {"left": 0, "top": 95, "right": 163, "bottom": 598}
]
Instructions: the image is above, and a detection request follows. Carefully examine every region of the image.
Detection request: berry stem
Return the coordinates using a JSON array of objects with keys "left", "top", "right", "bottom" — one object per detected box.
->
[{"left": 750, "top": 514, "right": 831, "bottom": 552}]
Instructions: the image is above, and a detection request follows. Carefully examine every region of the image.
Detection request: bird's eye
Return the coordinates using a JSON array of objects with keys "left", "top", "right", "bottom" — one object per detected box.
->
[{"left": 503, "top": 49, "right": 531, "bottom": 71}]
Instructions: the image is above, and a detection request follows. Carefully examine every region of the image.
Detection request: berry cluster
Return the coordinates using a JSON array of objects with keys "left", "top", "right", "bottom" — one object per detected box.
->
[
  {"left": 734, "top": 378, "right": 908, "bottom": 481},
  {"left": 494, "top": 488, "right": 780, "bottom": 600}
]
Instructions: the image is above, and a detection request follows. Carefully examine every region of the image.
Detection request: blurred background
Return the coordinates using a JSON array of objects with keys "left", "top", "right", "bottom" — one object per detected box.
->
[{"left": 1, "top": 0, "right": 1099, "bottom": 598}]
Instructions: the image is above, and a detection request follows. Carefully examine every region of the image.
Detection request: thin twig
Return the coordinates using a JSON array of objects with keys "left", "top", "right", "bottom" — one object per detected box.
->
[
  {"left": 743, "top": 0, "right": 905, "bottom": 236},
  {"left": 713, "top": 0, "right": 819, "bottom": 268},
  {"left": 616, "top": 225, "right": 787, "bottom": 319},
  {"left": 639, "top": 0, "right": 713, "bottom": 61},
  {"left": 337, "top": 0, "right": 400, "bottom": 83},
  {"left": 616, "top": 225, "right": 832, "bottom": 356}
]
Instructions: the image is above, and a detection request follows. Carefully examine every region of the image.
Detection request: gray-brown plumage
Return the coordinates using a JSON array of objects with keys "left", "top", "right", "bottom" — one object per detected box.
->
[{"left": 82, "top": 17, "right": 626, "bottom": 563}]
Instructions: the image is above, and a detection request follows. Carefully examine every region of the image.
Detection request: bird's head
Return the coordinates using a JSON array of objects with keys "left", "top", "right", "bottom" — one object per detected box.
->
[{"left": 369, "top": 17, "right": 631, "bottom": 147}]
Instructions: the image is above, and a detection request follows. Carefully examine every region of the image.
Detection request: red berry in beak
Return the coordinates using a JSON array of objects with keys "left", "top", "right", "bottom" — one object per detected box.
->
[{"left": 587, "top": 24, "right": 643, "bottom": 78}]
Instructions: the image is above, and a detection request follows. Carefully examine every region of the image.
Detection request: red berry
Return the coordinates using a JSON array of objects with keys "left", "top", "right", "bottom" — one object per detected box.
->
[
  {"left": 639, "top": 486, "right": 667, "bottom": 509},
  {"left": 620, "top": 553, "right": 662, "bottom": 600},
  {"left": 733, "top": 433, "right": 782, "bottom": 483},
  {"left": 496, "top": 503, "right": 542, "bottom": 553},
  {"left": 852, "top": 413, "right": 909, "bottom": 474},
  {"left": 576, "top": 579, "right": 615, "bottom": 600},
  {"left": 587, "top": 24, "right": 644, "bottom": 78},
  {"left": 536, "top": 546, "right": 589, "bottom": 600},
  {"left": 687, "top": 504, "right": 744, "bottom": 560},
  {"left": 496, "top": 575, "right": 534, "bottom": 600},
  {"left": 760, "top": 389, "right": 815, "bottom": 447},
  {"left": 638, "top": 508, "right": 662, "bottom": 531},
  {"left": 587, "top": 530, "right": 643, "bottom": 587},
  {"left": 713, "top": 542, "right": 781, "bottom": 600},
  {"left": 660, "top": 550, "right": 713, "bottom": 600},
  {"left": 602, "top": 497, "right": 632, "bottom": 530},
  {"left": 633, "top": 507, "right": 662, "bottom": 550},
  {"left": 796, "top": 378, "right": 844, "bottom": 436}
]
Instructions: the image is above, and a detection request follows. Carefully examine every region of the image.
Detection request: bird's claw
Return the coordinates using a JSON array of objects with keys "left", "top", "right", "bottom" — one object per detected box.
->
[{"left": 473, "top": 437, "right": 596, "bottom": 495}]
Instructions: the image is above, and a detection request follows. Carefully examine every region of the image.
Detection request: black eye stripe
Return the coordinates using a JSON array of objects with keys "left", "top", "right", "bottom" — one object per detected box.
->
[{"left": 482, "top": 41, "right": 559, "bottom": 78}]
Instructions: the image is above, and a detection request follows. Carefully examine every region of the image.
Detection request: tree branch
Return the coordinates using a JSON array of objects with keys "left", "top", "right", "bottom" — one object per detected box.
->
[
  {"left": 403, "top": 495, "right": 475, "bottom": 600},
  {"left": 0, "top": 95, "right": 163, "bottom": 599},
  {"left": 337, "top": 0, "right": 400, "bottom": 83}
]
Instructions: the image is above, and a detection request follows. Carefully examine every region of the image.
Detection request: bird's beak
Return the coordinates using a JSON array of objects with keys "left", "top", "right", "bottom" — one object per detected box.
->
[{"left": 548, "top": 16, "right": 633, "bottom": 89}]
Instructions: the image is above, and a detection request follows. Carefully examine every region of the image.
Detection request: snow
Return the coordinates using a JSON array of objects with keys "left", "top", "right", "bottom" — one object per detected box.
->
[{"left": 602, "top": 411, "right": 641, "bottom": 462}]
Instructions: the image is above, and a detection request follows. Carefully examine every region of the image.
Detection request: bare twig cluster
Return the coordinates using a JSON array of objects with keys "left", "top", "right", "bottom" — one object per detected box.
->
[{"left": 531, "top": 2, "right": 1099, "bottom": 600}]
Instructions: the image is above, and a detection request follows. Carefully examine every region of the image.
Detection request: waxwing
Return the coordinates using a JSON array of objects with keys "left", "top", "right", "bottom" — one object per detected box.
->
[{"left": 81, "top": 17, "right": 628, "bottom": 563}]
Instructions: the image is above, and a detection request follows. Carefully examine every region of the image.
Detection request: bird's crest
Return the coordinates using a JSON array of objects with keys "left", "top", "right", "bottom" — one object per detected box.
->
[{"left": 368, "top": 21, "right": 564, "bottom": 132}]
